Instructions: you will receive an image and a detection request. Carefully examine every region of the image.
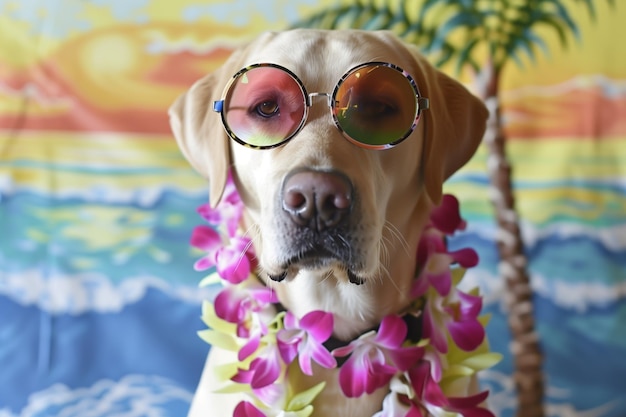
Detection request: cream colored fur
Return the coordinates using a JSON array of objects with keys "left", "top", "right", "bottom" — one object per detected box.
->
[{"left": 169, "top": 29, "right": 488, "bottom": 417}]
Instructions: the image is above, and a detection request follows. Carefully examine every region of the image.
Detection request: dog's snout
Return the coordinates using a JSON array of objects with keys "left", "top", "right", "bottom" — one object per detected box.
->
[{"left": 282, "top": 169, "right": 353, "bottom": 231}]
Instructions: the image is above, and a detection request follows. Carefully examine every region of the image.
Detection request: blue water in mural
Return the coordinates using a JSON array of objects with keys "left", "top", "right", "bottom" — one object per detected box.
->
[{"left": 1, "top": 189, "right": 625, "bottom": 417}]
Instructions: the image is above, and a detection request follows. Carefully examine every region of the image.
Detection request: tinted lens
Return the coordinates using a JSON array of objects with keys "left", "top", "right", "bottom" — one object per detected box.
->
[
  {"left": 223, "top": 66, "right": 306, "bottom": 148},
  {"left": 333, "top": 64, "right": 419, "bottom": 148}
]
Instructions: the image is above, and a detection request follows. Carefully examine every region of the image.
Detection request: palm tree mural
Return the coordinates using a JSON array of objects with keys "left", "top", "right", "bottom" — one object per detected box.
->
[{"left": 295, "top": 1, "right": 613, "bottom": 416}]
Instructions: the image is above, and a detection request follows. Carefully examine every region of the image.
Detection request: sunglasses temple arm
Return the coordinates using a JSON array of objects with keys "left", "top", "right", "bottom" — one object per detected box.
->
[
  {"left": 418, "top": 97, "right": 430, "bottom": 111},
  {"left": 213, "top": 100, "right": 224, "bottom": 113}
]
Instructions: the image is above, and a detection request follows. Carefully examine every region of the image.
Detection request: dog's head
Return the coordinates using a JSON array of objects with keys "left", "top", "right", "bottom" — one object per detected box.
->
[{"left": 170, "top": 29, "right": 487, "bottom": 338}]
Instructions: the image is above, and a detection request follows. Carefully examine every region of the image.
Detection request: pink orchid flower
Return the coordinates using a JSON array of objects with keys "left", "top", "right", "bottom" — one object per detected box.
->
[
  {"left": 214, "top": 284, "right": 278, "bottom": 340},
  {"left": 429, "top": 194, "right": 467, "bottom": 235},
  {"left": 232, "top": 343, "right": 284, "bottom": 389},
  {"left": 190, "top": 225, "right": 255, "bottom": 284},
  {"left": 197, "top": 173, "right": 243, "bottom": 237},
  {"left": 375, "top": 361, "right": 494, "bottom": 417},
  {"left": 412, "top": 229, "right": 479, "bottom": 300},
  {"left": 332, "top": 315, "right": 424, "bottom": 398},
  {"left": 406, "top": 361, "right": 495, "bottom": 417},
  {"left": 422, "top": 287, "right": 485, "bottom": 353},
  {"left": 234, "top": 401, "right": 266, "bottom": 417},
  {"left": 277, "top": 310, "right": 337, "bottom": 375}
]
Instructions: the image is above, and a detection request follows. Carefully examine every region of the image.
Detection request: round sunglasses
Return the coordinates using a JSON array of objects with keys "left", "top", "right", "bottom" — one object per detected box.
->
[{"left": 212, "top": 62, "right": 429, "bottom": 150}]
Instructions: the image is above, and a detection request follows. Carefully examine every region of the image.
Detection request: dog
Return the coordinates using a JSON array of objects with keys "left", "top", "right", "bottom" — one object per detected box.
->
[{"left": 170, "top": 29, "right": 488, "bottom": 417}]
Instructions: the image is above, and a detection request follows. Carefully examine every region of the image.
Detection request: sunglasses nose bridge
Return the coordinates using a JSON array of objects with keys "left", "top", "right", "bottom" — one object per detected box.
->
[
  {"left": 307, "top": 92, "right": 333, "bottom": 108},
  {"left": 306, "top": 92, "right": 335, "bottom": 125}
]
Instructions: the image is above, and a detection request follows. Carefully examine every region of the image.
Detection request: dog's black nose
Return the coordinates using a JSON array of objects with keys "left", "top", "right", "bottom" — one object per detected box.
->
[{"left": 282, "top": 169, "right": 353, "bottom": 231}]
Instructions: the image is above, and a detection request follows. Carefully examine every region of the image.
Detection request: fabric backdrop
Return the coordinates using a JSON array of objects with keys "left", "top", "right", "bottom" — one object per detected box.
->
[{"left": 1, "top": 1, "right": 624, "bottom": 416}]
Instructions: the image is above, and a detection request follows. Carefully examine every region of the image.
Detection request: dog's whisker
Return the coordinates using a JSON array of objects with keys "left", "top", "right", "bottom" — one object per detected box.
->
[
  {"left": 384, "top": 221, "right": 411, "bottom": 256},
  {"left": 332, "top": 233, "right": 353, "bottom": 260},
  {"left": 239, "top": 223, "right": 260, "bottom": 243},
  {"left": 321, "top": 270, "right": 334, "bottom": 285},
  {"left": 371, "top": 237, "right": 405, "bottom": 296}
]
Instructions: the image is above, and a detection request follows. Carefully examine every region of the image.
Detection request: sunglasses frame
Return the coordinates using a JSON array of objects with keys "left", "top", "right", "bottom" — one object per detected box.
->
[{"left": 213, "top": 62, "right": 429, "bottom": 150}]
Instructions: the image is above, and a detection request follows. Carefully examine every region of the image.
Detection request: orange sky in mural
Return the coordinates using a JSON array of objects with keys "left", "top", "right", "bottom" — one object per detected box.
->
[{"left": 0, "top": 23, "right": 248, "bottom": 134}]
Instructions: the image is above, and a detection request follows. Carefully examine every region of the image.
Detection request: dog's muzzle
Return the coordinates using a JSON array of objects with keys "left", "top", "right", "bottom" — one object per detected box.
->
[{"left": 267, "top": 169, "right": 366, "bottom": 285}]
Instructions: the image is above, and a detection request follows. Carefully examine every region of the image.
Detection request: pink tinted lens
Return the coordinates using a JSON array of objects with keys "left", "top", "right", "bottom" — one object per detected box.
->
[{"left": 223, "top": 66, "right": 306, "bottom": 148}]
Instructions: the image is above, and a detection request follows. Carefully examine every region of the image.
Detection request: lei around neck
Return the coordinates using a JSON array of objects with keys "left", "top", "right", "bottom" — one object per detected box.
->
[{"left": 190, "top": 173, "right": 501, "bottom": 417}]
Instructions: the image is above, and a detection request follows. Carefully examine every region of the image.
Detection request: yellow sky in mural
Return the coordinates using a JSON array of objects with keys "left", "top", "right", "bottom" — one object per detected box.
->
[
  {"left": 0, "top": 0, "right": 624, "bottom": 137},
  {"left": 500, "top": 1, "right": 625, "bottom": 88},
  {"left": 1, "top": 0, "right": 623, "bottom": 90}
]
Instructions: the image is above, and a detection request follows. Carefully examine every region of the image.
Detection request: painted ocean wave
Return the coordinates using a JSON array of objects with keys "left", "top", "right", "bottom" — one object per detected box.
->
[
  {"left": 1, "top": 293, "right": 623, "bottom": 417},
  {"left": 480, "top": 294, "right": 626, "bottom": 417},
  {"left": 450, "top": 229, "right": 626, "bottom": 312},
  {"left": 0, "top": 190, "right": 209, "bottom": 283},
  {"left": 2, "top": 187, "right": 624, "bottom": 313},
  {"left": 463, "top": 265, "right": 626, "bottom": 314},
  {"left": 454, "top": 218, "right": 626, "bottom": 260},
  {"left": 0, "top": 270, "right": 219, "bottom": 314},
  {"left": 451, "top": 223, "right": 626, "bottom": 278},
  {"left": 0, "top": 179, "right": 207, "bottom": 208},
  {"left": 450, "top": 173, "right": 626, "bottom": 196},
  {"left": 447, "top": 175, "right": 626, "bottom": 228},
  {"left": 0, "top": 374, "right": 193, "bottom": 417},
  {"left": 0, "top": 288, "right": 209, "bottom": 413},
  {"left": 480, "top": 370, "right": 622, "bottom": 417}
]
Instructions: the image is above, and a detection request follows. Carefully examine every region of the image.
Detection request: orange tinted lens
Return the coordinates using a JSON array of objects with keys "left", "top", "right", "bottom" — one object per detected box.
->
[
  {"left": 223, "top": 66, "right": 306, "bottom": 147},
  {"left": 333, "top": 65, "right": 418, "bottom": 147}
]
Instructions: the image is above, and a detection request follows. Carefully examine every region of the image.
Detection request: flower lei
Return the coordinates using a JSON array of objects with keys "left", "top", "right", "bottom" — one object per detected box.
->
[{"left": 190, "top": 173, "right": 501, "bottom": 417}]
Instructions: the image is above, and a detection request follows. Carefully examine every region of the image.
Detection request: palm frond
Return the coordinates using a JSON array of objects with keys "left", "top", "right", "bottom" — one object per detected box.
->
[
  {"left": 540, "top": 0, "right": 580, "bottom": 41},
  {"left": 293, "top": 0, "right": 616, "bottom": 74},
  {"left": 425, "top": 9, "right": 484, "bottom": 55},
  {"left": 293, "top": 1, "right": 403, "bottom": 33},
  {"left": 455, "top": 37, "right": 481, "bottom": 74}
]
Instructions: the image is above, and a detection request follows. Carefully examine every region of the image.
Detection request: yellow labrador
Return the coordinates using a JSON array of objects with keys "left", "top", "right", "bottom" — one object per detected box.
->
[{"left": 170, "top": 29, "right": 487, "bottom": 417}]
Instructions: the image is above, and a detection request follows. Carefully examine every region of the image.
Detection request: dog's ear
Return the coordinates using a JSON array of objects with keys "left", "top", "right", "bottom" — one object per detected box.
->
[
  {"left": 169, "top": 71, "right": 231, "bottom": 207},
  {"left": 404, "top": 43, "right": 488, "bottom": 205}
]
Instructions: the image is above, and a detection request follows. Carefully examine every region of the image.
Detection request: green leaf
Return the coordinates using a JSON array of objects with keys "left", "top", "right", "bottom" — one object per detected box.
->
[
  {"left": 434, "top": 44, "right": 455, "bottom": 68},
  {"left": 523, "top": 28, "right": 550, "bottom": 58},
  {"left": 460, "top": 352, "right": 504, "bottom": 371},
  {"left": 363, "top": 8, "right": 392, "bottom": 30},
  {"left": 200, "top": 301, "right": 238, "bottom": 335},
  {"left": 530, "top": 0, "right": 579, "bottom": 46},
  {"left": 431, "top": 12, "right": 481, "bottom": 55},
  {"left": 444, "top": 364, "right": 476, "bottom": 378},
  {"left": 197, "top": 329, "right": 239, "bottom": 350},
  {"left": 455, "top": 37, "right": 481, "bottom": 74},
  {"left": 287, "top": 382, "right": 327, "bottom": 411},
  {"left": 199, "top": 272, "right": 221, "bottom": 287},
  {"left": 534, "top": 13, "right": 573, "bottom": 48}
]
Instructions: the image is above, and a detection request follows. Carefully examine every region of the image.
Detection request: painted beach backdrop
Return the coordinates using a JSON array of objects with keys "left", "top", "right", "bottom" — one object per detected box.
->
[{"left": 1, "top": 1, "right": 624, "bottom": 416}]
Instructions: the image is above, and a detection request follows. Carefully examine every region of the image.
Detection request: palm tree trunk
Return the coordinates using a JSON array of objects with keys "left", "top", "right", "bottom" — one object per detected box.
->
[{"left": 482, "top": 65, "right": 545, "bottom": 417}]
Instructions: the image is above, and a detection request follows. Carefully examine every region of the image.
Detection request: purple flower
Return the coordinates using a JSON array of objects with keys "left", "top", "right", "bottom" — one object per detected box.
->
[
  {"left": 232, "top": 344, "right": 283, "bottom": 389},
  {"left": 443, "top": 290, "right": 486, "bottom": 351},
  {"left": 190, "top": 225, "right": 255, "bottom": 284},
  {"left": 332, "top": 315, "right": 424, "bottom": 398},
  {"left": 277, "top": 311, "right": 337, "bottom": 375},
  {"left": 234, "top": 401, "right": 266, "bottom": 417},
  {"left": 197, "top": 173, "right": 243, "bottom": 237},
  {"left": 413, "top": 230, "right": 478, "bottom": 299},
  {"left": 214, "top": 284, "right": 278, "bottom": 339},
  {"left": 429, "top": 194, "right": 466, "bottom": 235},
  {"left": 405, "top": 361, "right": 495, "bottom": 417},
  {"left": 422, "top": 287, "right": 485, "bottom": 353}
]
